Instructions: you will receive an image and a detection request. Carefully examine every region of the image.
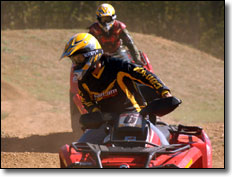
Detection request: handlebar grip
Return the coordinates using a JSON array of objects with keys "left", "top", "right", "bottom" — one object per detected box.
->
[
  {"left": 140, "top": 96, "right": 181, "bottom": 117},
  {"left": 80, "top": 112, "right": 104, "bottom": 129}
]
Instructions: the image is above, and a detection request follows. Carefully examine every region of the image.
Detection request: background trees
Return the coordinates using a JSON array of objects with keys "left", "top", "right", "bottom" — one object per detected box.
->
[{"left": 1, "top": 1, "right": 224, "bottom": 59}]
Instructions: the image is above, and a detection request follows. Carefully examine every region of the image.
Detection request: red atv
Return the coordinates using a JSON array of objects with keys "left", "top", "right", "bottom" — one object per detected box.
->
[{"left": 59, "top": 97, "right": 212, "bottom": 168}]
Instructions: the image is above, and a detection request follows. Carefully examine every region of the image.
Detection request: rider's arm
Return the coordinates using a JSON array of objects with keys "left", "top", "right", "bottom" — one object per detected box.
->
[
  {"left": 88, "top": 27, "right": 94, "bottom": 36},
  {"left": 78, "top": 82, "right": 101, "bottom": 113},
  {"left": 120, "top": 29, "right": 142, "bottom": 65},
  {"left": 116, "top": 60, "right": 171, "bottom": 97}
]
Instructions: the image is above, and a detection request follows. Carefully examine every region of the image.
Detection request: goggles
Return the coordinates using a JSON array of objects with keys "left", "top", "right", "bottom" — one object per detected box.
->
[
  {"left": 70, "top": 49, "right": 103, "bottom": 68},
  {"left": 100, "top": 16, "right": 113, "bottom": 23}
]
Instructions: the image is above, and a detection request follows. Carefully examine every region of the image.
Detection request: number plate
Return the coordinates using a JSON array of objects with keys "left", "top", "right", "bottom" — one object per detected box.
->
[{"left": 118, "top": 113, "right": 142, "bottom": 128}]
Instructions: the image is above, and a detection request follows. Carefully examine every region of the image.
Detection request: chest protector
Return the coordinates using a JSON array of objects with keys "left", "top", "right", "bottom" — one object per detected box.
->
[{"left": 89, "top": 20, "right": 126, "bottom": 54}]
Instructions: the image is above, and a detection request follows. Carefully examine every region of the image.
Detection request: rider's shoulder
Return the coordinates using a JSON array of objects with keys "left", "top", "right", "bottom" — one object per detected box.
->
[
  {"left": 102, "top": 55, "right": 129, "bottom": 68},
  {"left": 88, "top": 22, "right": 102, "bottom": 34},
  {"left": 102, "top": 54, "right": 123, "bottom": 63},
  {"left": 88, "top": 22, "right": 98, "bottom": 28},
  {"left": 114, "top": 20, "right": 126, "bottom": 30}
]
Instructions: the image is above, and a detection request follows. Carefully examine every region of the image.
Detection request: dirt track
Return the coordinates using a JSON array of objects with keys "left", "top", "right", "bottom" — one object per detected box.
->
[
  {"left": 1, "top": 29, "right": 224, "bottom": 168},
  {"left": 1, "top": 80, "right": 77, "bottom": 168}
]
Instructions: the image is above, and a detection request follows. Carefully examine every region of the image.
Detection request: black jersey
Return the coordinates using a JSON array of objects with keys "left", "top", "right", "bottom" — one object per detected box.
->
[{"left": 78, "top": 55, "right": 170, "bottom": 113}]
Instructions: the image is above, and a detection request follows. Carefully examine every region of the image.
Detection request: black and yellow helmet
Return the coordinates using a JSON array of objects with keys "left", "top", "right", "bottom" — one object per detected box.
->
[
  {"left": 96, "top": 3, "right": 116, "bottom": 32},
  {"left": 60, "top": 33, "right": 103, "bottom": 80}
]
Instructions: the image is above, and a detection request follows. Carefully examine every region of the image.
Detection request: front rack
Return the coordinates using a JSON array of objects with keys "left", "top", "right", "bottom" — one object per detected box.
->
[
  {"left": 68, "top": 142, "right": 190, "bottom": 168},
  {"left": 169, "top": 124, "right": 203, "bottom": 143}
]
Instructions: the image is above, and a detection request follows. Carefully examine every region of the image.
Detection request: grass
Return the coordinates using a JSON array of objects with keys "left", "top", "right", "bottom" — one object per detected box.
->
[
  {"left": 18, "top": 55, "right": 30, "bottom": 62},
  {"left": 2, "top": 46, "right": 13, "bottom": 53},
  {"left": 170, "top": 92, "right": 224, "bottom": 124},
  {"left": 172, "top": 107, "right": 224, "bottom": 124},
  {"left": 1, "top": 112, "right": 9, "bottom": 120}
]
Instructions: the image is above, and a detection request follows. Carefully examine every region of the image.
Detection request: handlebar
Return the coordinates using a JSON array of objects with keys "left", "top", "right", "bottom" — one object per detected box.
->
[{"left": 140, "top": 96, "right": 182, "bottom": 117}]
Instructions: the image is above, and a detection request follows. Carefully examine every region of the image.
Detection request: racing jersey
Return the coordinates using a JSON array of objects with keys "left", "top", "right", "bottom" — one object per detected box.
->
[
  {"left": 78, "top": 55, "right": 170, "bottom": 113},
  {"left": 88, "top": 20, "right": 140, "bottom": 62}
]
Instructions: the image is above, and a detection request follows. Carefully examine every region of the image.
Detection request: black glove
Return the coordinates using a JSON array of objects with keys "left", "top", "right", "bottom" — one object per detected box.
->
[{"left": 79, "top": 111, "right": 104, "bottom": 129}]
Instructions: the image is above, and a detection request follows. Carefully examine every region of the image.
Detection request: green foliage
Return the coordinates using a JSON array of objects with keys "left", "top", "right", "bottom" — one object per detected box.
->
[{"left": 1, "top": 1, "right": 224, "bottom": 59}]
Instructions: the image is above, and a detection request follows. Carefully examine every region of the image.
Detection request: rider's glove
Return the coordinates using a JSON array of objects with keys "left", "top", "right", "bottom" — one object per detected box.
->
[{"left": 161, "top": 90, "right": 172, "bottom": 98}]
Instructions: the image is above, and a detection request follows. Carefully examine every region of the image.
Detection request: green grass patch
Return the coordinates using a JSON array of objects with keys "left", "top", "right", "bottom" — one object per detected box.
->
[
  {"left": 18, "top": 55, "right": 30, "bottom": 62},
  {"left": 1, "top": 112, "right": 9, "bottom": 120},
  {"left": 2, "top": 46, "right": 13, "bottom": 53},
  {"left": 2, "top": 40, "right": 8, "bottom": 45},
  {"left": 172, "top": 100, "right": 224, "bottom": 124}
]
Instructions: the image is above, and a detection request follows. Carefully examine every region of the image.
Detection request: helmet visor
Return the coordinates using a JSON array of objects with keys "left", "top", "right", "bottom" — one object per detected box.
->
[{"left": 100, "top": 16, "right": 113, "bottom": 23}]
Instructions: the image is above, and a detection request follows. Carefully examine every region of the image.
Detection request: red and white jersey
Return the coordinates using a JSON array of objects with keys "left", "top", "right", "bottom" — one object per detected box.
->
[{"left": 89, "top": 20, "right": 126, "bottom": 54}]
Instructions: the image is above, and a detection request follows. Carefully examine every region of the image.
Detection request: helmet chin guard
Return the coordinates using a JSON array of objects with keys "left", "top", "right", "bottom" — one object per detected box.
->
[{"left": 98, "top": 20, "right": 115, "bottom": 32}]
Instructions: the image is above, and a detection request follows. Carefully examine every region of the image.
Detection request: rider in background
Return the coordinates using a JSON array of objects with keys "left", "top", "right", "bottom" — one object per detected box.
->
[
  {"left": 60, "top": 33, "right": 172, "bottom": 144},
  {"left": 88, "top": 3, "right": 143, "bottom": 65}
]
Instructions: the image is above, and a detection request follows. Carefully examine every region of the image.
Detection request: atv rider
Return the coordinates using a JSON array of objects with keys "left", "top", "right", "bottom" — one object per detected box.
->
[
  {"left": 69, "top": 3, "right": 144, "bottom": 135},
  {"left": 60, "top": 33, "right": 172, "bottom": 145},
  {"left": 88, "top": 3, "right": 143, "bottom": 65}
]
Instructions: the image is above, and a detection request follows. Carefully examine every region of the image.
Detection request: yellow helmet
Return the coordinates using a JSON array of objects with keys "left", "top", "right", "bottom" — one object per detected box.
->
[
  {"left": 60, "top": 33, "right": 103, "bottom": 80},
  {"left": 96, "top": 3, "right": 116, "bottom": 32}
]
